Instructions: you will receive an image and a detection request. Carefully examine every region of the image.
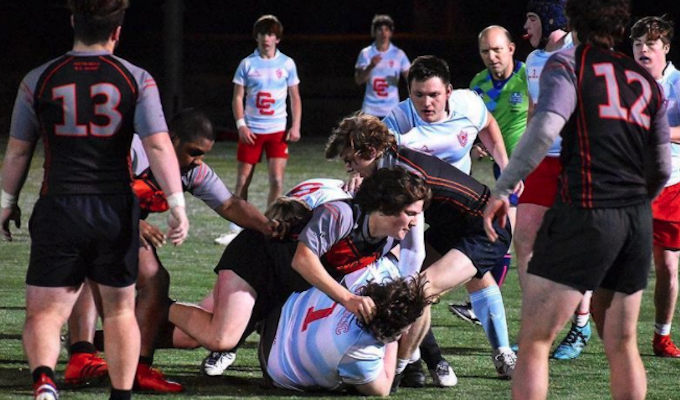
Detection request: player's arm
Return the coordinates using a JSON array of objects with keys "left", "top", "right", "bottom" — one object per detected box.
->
[
  {"left": 477, "top": 111, "right": 509, "bottom": 169},
  {"left": 645, "top": 104, "right": 672, "bottom": 199},
  {"left": 670, "top": 126, "right": 680, "bottom": 144},
  {"left": 355, "top": 54, "right": 381, "bottom": 85},
  {"left": 287, "top": 84, "right": 301, "bottom": 142},
  {"left": 232, "top": 83, "right": 255, "bottom": 145},
  {"left": 1, "top": 137, "right": 36, "bottom": 240},
  {"left": 292, "top": 243, "right": 376, "bottom": 323},
  {"left": 214, "top": 196, "right": 276, "bottom": 235},
  {"left": 397, "top": 213, "right": 425, "bottom": 276},
  {"left": 141, "top": 132, "right": 189, "bottom": 245},
  {"left": 354, "top": 342, "right": 397, "bottom": 397}
]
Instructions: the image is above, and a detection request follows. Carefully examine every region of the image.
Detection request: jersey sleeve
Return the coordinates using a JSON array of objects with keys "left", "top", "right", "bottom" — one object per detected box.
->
[
  {"left": 184, "top": 163, "right": 233, "bottom": 210},
  {"left": 286, "top": 58, "right": 301, "bottom": 87},
  {"left": 399, "top": 50, "right": 411, "bottom": 72},
  {"left": 130, "top": 134, "right": 149, "bottom": 176},
  {"left": 382, "top": 101, "right": 413, "bottom": 135},
  {"left": 534, "top": 50, "right": 578, "bottom": 121},
  {"left": 232, "top": 58, "right": 248, "bottom": 86},
  {"left": 114, "top": 58, "right": 169, "bottom": 138},
  {"left": 298, "top": 201, "right": 354, "bottom": 257},
  {"left": 9, "top": 68, "right": 43, "bottom": 142},
  {"left": 450, "top": 90, "right": 489, "bottom": 131},
  {"left": 355, "top": 48, "right": 369, "bottom": 69},
  {"left": 338, "top": 341, "right": 385, "bottom": 386}
]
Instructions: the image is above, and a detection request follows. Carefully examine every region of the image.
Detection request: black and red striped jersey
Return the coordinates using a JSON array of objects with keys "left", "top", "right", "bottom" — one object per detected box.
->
[
  {"left": 378, "top": 145, "right": 491, "bottom": 226},
  {"left": 10, "top": 51, "right": 167, "bottom": 196}
]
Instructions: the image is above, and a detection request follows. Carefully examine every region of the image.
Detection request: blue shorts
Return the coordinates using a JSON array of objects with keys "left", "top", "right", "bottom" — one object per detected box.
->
[{"left": 27, "top": 194, "right": 140, "bottom": 288}]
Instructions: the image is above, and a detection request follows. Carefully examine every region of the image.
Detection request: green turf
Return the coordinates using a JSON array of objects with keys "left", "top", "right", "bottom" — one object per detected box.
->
[{"left": 1, "top": 136, "right": 679, "bottom": 399}]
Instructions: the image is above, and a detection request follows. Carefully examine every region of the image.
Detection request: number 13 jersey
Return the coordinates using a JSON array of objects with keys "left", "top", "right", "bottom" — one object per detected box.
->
[{"left": 9, "top": 50, "right": 168, "bottom": 196}]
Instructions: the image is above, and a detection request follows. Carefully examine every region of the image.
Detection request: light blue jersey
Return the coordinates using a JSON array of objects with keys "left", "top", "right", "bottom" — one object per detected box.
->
[
  {"left": 267, "top": 257, "right": 400, "bottom": 392},
  {"left": 525, "top": 32, "right": 573, "bottom": 157},
  {"left": 286, "top": 178, "right": 352, "bottom": 209},
  {"left": 233, "top": 49, "right": 299, "bottom": 134},
  {"left": 383, "top": 90, "right": 488, "bottom": 174},
  {"left": 659, "top": 62, "right": 680, "bottom": 186},
  {"left": 355, "top": 43, "right": 410, "bottom": 117}
]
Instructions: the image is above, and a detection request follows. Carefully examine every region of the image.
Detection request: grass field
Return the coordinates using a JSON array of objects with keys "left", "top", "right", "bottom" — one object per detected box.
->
[{"left": 1, "top": 136, "right": 679, "bottom": 399}]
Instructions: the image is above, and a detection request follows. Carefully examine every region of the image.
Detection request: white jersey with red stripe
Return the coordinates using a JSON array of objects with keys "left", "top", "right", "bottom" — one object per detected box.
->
[
  {"left": 233, "top": 49, "right": 300, "bottom": 134},
  {"left": 267, "top": 256, "right": 400, "bottom": 392},
  {"left": 286, "top": 178, "right": 352, "bottom": 208}
]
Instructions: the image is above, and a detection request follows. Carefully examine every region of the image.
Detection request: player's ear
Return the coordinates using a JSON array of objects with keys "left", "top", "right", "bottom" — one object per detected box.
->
[
  {"left": 111, "top": 26, "right": 122, "bottom": 43},
  {"left": 509, "top": 42, "right": 516, "bottom": 55}
]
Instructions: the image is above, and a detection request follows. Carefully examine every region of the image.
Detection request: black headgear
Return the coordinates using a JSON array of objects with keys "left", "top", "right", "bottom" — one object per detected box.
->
[{"left": 527, "top": 0, "right": 568, "bottom": 49}]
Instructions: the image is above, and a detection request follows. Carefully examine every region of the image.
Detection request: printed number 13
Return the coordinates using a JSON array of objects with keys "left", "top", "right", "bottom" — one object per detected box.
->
[{"left": 53, "top": 83, "right": 122, "bottom": 137}]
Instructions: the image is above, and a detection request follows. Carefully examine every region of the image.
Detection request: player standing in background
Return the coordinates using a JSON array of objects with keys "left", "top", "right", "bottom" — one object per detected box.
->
[
  {"left": 450, "top": 25, "right": 529, "bottom": 326},
  {"left": 484, "top": 0, "right": 670, "bottom": 397},
  {"left": 519, "top": 0, "right": 593, "bottom": 360},
  {"left": 0, "top": 1, "right": 189, "bottom": 399},
  {"left": 216, "top": 14, "right": 301, "bottom": 243},
  {"left": 382, "top": 56, "right": 516, "bottom": 385},
  {"left": 355, "top": 15, "right": 411, "bottom": 118},
  {"left": 631, "top": 15, "right": 680, "bottom": 358}
]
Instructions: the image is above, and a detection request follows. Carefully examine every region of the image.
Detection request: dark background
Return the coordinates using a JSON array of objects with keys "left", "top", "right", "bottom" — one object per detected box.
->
[{"left": 1, "top": 0, "right": 677, "bottom": 138}]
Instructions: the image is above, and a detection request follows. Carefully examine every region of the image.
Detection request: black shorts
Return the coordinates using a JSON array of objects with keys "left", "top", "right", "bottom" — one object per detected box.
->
[
  {"left": 529, "top": 201, "right": 652, "bottom": 294},
  {"left": 257, "top": 303, "right": 283, "bottom": 388},
  {"left": 426, "top": 214, "right": 511, "bottom": 278},
  {"left": 214, "top": 229, "right": 310, "bottom": 323},
  {"left": 27, "top": 194, "right": 140, "bottom": 288}
]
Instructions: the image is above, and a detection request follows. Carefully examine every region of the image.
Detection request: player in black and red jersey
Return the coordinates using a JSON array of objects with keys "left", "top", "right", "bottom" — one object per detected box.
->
[
  {"left": 0, "top": 1, "right": 189, "bottom": 399},
  {"left": 483, "top": 0, "right": 671, "bottom": 398},
  {"left": 324, "top": 113, "right": 514, "bottom": 381}
]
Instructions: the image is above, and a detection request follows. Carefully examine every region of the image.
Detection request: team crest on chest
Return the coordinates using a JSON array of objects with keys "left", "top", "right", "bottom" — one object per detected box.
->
[
  {"left": 276, "top": 69, "right": 283, "bottom": 79},
  {"left": 510, "top": 92, "right": 523, "bottom": 105},
  {"left": 457, "top": 130, "right": 468, "bottom": 147},
  {"left": 389, "top": 60, "right": 394, "bottom": 68}
]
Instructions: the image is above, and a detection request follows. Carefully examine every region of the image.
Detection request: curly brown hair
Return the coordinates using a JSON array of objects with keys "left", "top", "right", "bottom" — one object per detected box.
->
[
  {"left": 357, "top": 274, "right": 433, "bottom": 341},
  {"left": 325, "top": 113, "right": 396, "bottom": 161},
  {"left": 69, "top": 0, "right": 128, "bottom": 45},
  {"left": 566, "top": 0, "right": 630, "bottom": 48},
  {"left": 354, "top": 167, "right": 431, "bottom": 216},
  {"left": 265, "top": 197, "right": 312, "bottom": 240}
]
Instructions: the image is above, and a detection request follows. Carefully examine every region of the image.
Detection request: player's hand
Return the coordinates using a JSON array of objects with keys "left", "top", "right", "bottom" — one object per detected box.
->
[
  {"left": 513, "top": 181, "right": 525, "bottom": 199},
  {"left": 264, "top": 218, "right": 283, "bottom": 238},
  {"left": 369, "top": 54, "right": 383, "bottom": 68},
  {"left": 483, "top": 194, "right": 509, "bottom": 242},
  {"left": 1, "top": 205, "right": 21, "bottom": 241},
  {"left": 471, "top": 144, "right": 489, "bottom": 160},
  {"left": 167, "top": 206, "right": 189, "bottom": 246},
  {"left": 140, "top": 219, "right": 166, "bottom": 249},
  {"left": 343, "top": 294, "right": 376, "bottom": 324},
  {"left": 238, "top": 125, "right": 256, "bottom": 145},
  {"left": 343, "top": 172, "right": 363, "bottom": 195},
  {"left": 286, "top": 126, "right": 301, "bottom": 143}
]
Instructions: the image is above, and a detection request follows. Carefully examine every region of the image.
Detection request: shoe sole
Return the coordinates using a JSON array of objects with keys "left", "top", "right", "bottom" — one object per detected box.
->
[
  {"left": 61, "top": 374, "right": 109, "bottom": 389},
  {"left": 448, "top": 305, "right": 482, "bottom": 326}
]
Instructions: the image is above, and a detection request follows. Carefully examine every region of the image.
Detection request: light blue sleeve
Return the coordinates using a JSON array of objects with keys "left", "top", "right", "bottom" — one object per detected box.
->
[
  {"left": 338, "top": 342, "right": 384, "bottom": 386},
  {"left": 286, "top": 58, "right": 300, "bottom": 87},
  {"left": 232, "top": 58, "right": 248, "bottom": 86}
]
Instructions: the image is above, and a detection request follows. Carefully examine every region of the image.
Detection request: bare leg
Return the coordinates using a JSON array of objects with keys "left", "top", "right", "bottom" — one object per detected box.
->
[
  {"left": 592, "top": 289, "right": 646, "bottom": 400},
  {"left": 512, "top": 274, "right": 582, "bottom": 400},
  {"left": 67, "top": 280, "right": 99, "bottom": 345},
  {"left": 513, "top": 203, "right": 548, "bottom": 291},
  {"left": 653, "top": 246, "right": 679, "bottom": 326},
  {"left": 136, "top": 245, "right": 171, "bottom": 359},
  {"left": 24, "top": 285, "right": 82, "bottom": 371},
  {"left": 96, "top": 283, "right": 139, "bottom": 390},
  {"left": 234, "top": 162, "right": 256, "bottom": 201},
  {"left": 169, "top": 270, "right": 256, "bottom": 351},
  {"left": 266, "top": 157, "right": 287, "bottom": 206}
]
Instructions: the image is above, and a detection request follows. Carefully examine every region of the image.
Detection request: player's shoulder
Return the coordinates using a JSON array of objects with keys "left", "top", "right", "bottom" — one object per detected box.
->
[
  {"left": 470, "top": 69, "right": 490, "bottom": 87},
  {"left": 450, "top": 89, "right": 485, "bottom": 107}
]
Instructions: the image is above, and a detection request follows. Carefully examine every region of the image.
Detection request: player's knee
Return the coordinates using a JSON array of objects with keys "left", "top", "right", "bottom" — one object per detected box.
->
[{"left": 207, "top": 334, "right": 238, "bottom": 352}]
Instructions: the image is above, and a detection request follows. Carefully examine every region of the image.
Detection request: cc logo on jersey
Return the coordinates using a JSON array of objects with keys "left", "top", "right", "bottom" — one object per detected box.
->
[
  {"left": 256, "top": 91, "right": 275, "bottom": 115},
  {"left": 372, "top": 78, "right": 389, "bottom": 98}
]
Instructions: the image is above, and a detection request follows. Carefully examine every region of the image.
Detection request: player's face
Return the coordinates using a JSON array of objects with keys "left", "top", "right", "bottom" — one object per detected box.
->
[
  {"left": 633, "top": 34, "right": 669, "bottom": 79},
  {"left": 256, "top": 32, "right": 280, "bottom": 54},
  {"left": 374, "top": 25, "right": 393, "bottom": 45},
  {"left": 174, "top": 137, "right": 214, "bottom": 172},
  {"left": 409, "top": 77, "right": 453, "bottom": 123},
  {"left": 524, "top": 13, "right": 542, "bottom": 48},
  {"left": 372, "top": 200, "right": 424, "bottom": 241},
  {"left": 479, "top": 30, "right": 516, "bottom": 80},
  {"left": 341, "top": 147, "right": 378, "bottom": 177}
]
